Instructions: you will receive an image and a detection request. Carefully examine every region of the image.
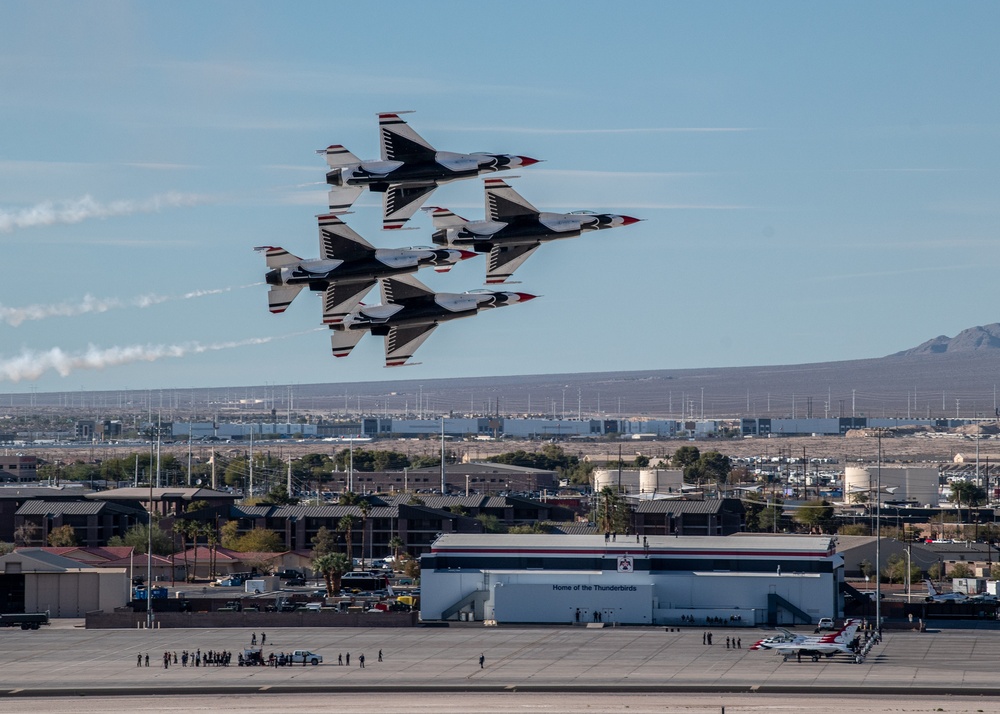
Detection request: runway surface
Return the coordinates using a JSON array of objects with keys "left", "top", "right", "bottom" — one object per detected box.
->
[{"left": 1, "top": 622, "right": 999, "bottom": 711}]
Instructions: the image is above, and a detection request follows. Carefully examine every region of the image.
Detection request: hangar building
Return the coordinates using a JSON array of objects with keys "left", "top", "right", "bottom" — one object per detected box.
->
[{"left": 421, "top": 534, "right": 842, "bottom": 626}]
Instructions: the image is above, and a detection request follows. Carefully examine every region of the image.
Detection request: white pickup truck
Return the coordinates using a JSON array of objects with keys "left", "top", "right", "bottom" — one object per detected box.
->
[{"left": 289, "top": 649, "right": 323, "bottom": 665}]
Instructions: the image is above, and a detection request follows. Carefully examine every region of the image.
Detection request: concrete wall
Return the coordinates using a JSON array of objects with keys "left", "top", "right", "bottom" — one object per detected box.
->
[
  {"left": 85, "top": 610, "right": 419, "bottom": 629},
  {"left": 28, "top": 569, "right": 128, "bottom": 617}
]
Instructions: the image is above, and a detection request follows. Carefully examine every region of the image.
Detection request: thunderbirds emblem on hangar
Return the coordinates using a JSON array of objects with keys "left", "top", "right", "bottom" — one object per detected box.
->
[{"left": 617, "top": 556, "right": 634, "bottom": 573}]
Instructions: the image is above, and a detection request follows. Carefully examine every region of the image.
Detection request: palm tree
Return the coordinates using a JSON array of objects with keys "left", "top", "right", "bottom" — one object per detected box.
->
[
  {"left": 338, "top": 515, "right": 356, "bottom": 567},
  {"left": 359, "top": 500, "right": 371, "bottom": 569},
  {"left": 312, "top": 552, "right": 350, "bottom": 596},
  {"left": 173, "top": 519, "right": 190, "bottom": 581},
  {"left": 187, "top": 520, "right": 204, "bottom": 582},
  {"left": 205, "top": 524, "right": 219, "bottom": 579},
  {"left": 388, "top": 536, "right": 404, "bottom": 565}
]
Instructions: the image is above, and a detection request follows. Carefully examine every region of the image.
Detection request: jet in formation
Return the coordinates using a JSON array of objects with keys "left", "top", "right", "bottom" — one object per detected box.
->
[
  {"left": 750, "top": 619, "right": 861, "bottom": 662},
  {"left": 257, "top": 213, "right": 476, "bottom": 325},
  {"left": 426, "top": 178, "right": 641, "bottom": 284},
  {"left": 329, "top": 274, "right": 536, "bottom": 367},
  {"left": 321, "top": 112, "right": 540, "bottom": 230}
]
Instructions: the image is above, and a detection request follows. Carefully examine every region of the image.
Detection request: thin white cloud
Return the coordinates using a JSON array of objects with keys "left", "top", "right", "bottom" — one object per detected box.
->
[
  {"left": 0, "top": 284, "right": 260, "bottom": 327},
  {"left": 0, "top": 329, "right": 321, "bottom": 383},
  {"left": 0, "top": 192, "right": 212, "bottom": 233},
  {"left": 440, "top": 126, "right": 754, "bottom": 135}
]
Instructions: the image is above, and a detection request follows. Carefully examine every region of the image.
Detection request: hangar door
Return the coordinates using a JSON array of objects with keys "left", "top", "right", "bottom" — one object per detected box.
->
[{"left": 0, "top": 574, "right": 26, "bottom": 614}]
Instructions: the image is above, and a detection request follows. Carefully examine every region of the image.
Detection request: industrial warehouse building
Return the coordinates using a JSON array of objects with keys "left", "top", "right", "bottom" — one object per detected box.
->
[{"left": 421, "top": 534, "right": 843, "bottom": 626}]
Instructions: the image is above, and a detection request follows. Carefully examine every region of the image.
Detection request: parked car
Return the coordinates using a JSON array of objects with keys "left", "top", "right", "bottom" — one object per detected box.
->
[
  {"left": 284, "top": 577, "right": 306, "bottom": 586},
  {"left": 816, "top": 617, "right": 835, "bottom": 631},
  {"left": 288, "top": 649, "right": 322, "bottom": 665}
]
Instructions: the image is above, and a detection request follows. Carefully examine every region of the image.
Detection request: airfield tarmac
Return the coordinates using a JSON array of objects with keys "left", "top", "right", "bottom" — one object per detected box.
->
[{"left": 2, "top": 622, "right": 1000, "bottom": 712}]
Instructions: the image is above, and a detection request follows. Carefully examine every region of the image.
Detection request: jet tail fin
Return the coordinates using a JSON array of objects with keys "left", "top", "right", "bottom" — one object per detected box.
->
[
  {"left": 379, "top": 112, "right": 435, "bottom": 161},
  {"left": 381, "top": 275, "right": 434, "bottom": 304},
  {"left": 256, "top": 246, "right": 302, "bottom": 270},
  {"left": 330, "top": 328, "right": 365, "bottom": 359},
  {"left": 423, "top": 206, "right": 469, "bottom": 230},
  {"left": 321, "top": 145, "right": 361, "bottom": 168},
  {"left": 925, "top": 579, "right": 938, "bottom": 597}
]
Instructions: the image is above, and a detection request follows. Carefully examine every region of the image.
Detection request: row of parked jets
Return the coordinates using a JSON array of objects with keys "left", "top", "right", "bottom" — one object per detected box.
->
[
  {"left": 256, "top": 112, "right": 640, "bottom": 367},
  {"left": 750, "top": 619, "right": 864, "bottom": 662}
]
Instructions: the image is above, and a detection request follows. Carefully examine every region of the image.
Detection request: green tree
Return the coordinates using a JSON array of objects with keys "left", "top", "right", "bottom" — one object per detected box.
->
[
  {"left": 338, "top": 515, "right": 356, "bottom": 563},
  {"left": 883, "top": 552, "right": 921, "bottom": 585},
  {"left": 793, "top": 499, "right": 835, "bottom": 533},
  {"left": 859, "top": 558, "right": 876, "bottom": 579},
  {"left": 671, "top": 446, "right": 701, "bottom": 469},
  {"left": 837, "top": 523, "right": 871, "bottom": 536},
  {"left": 219, "top": 520, "right": 240, "bottom": 549},
  {"left": 949, "top": 480, "right": 987, "bottom": 508},
  {"left": 107, "top": 522, "right": 174, "bottom": 556},
  {"left": 685, "top": 451, "right": 732, "bottom": 484},
  {"left": 949, "top": 561, "right": 973, "bottom": 578},
  {"left": 753, "top": 504, "right": 783, "bottom": 533},
  {"left": 186, "top": 500, "right": 211, "bottom": 513},
  {"left": 388, "top": 536, "right": 404, "bottom": 562},
  {"left": 332, "top": 449, "right": 410, "bottom": 472},
  {"left": 592, "top": 486, "right": 630, "bottom": 534},
  {"left": 173, "top": 519, "right": 190, "bottom": 579},
  {"left": 311, "top": 526, "right": 337, "bottom": 558},
  {"left": 359, "top": 500, "right": 371, "bottom": 568},
  {"left": 475, "top": 513, "right": 505, "bottom": 534},
  {"left": 260, "top": 485, "right": 297, "bottom": 506},
  {"left": 313, "top": 552, "right": 350, "bottom": 596},
  {"left": 47, "top": 524, "right": 77, "bottom": 547},
  {"left": 633, "top": 454, "right": 651, "bottom": 468},
  {"left": 231, "top": 527, "right": 284, "bottom": 553}
]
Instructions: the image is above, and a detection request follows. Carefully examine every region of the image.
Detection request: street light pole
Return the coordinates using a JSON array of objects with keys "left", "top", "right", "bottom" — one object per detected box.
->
[{"left": 875, "top": 429, "right": 883, "bottom": 630}]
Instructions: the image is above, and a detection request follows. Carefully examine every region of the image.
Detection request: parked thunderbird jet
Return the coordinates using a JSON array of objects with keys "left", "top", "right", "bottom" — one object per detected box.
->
[
  {"left": 329, "top": 274, "right": 537, "bottom": 367},
  {"left": 751, "top": 620, "right": 861, "bottom": 661},
  {"left": 924, "top": 579, "right": 970, "bottom": 602},
  {"left": 426, "top": 178, "right": 640, "bottom": 284},
  {"left": 256, "top": 213, "right": 476, "bottom": 325},
  {"left": 320, "top": 112, "right": 540, "bottom": 230}
]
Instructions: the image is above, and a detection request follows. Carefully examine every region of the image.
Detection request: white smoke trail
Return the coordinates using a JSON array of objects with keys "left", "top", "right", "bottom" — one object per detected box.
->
[
  {"left": 0, "top": 284, "right": 260, "bottom": 327},
  {"left": 0, "top": 329, "right": 323, "bottom": 383},
  {"left": 0, "top": 192, "right": 209, "bottom": 233}
]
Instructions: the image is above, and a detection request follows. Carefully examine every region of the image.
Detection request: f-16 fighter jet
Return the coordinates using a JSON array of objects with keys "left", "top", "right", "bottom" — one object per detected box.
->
[
  {"left": 320, "top": 112, "right": 539, "bottom": 230},
  {"left": 426, "top": 178, "right": 640, "bottom": 284},
  {"left": 257, "top": 213, "right": 476, "bottom": 325},
  {"left": 329, "top": 274, "right": 537, "bottom": 367}
]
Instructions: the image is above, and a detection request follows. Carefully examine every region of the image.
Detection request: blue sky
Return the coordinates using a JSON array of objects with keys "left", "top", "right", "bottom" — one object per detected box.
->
[{"left": 1, "top": 2, "right": 998, "bottom": 394}]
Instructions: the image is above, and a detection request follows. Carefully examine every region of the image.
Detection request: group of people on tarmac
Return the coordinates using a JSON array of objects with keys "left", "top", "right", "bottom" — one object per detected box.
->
[{"left": 143, "top": 649, "right": 233, "bottom": 668}]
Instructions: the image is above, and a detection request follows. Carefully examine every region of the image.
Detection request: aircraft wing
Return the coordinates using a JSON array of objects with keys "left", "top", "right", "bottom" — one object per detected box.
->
[
  {"left": 318, "top": 213, "right": 374, "bottom": 260},
  {"left": 384, "top": 324, "right": 438, "bottom": 367},
  {"left": 485, "top": 178, "right": 540, "bottom": 222},
  {"left": 322, "top": 280, "right": 375, "bottom": 325},
  {"left": 379, "top": 112, "right": 435, "bottom": 162},
  {"left": 383, "top": 184, "right": 438, "bottom": 229},
  {"left": 486, "top": 243, "right": 541, "bottom": 284},
  {"left": 267, "top": 285, "right": 304, "bottom": 314}
]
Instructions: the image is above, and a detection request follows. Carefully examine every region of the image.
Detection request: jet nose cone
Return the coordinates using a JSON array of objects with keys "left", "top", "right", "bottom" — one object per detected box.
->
[
  {"left": 517, "top": 156, "right": 540, "bottom": 167},
  {"left": 514, "top": 292, "right": 538, "bottom": 302},
  {"left": 459, "top": 250, "right": 479, "bottom": 260},
  {"left": 620, "top": 215, "right": 641, "bottom": 226}
]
